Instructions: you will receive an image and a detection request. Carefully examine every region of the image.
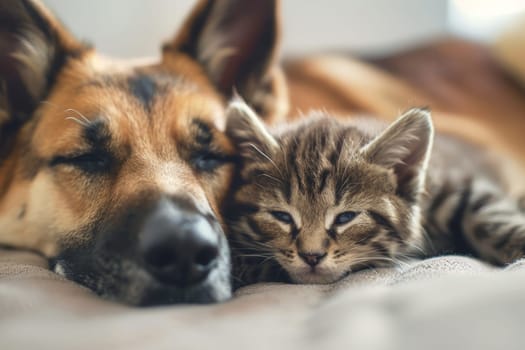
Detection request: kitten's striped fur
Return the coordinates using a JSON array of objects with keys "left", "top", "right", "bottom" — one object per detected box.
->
[{"left": 224, "top": 100, "right": 525, "bottom": 287}]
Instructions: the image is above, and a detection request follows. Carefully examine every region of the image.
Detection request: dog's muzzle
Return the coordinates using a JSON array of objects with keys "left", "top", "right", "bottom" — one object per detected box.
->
[{"left": 52, "top": 196, "right": 232, "bottom": 306}]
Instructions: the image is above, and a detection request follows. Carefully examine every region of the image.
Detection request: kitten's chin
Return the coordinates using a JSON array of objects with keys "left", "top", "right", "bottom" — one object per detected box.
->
[{"left": 287, "top": 269, "right": 344, "bottom": 284}]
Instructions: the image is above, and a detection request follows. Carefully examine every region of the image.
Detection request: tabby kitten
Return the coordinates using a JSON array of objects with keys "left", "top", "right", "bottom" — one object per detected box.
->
[{"left": 223, "top": 99, "right": 525, "bottom": 287}]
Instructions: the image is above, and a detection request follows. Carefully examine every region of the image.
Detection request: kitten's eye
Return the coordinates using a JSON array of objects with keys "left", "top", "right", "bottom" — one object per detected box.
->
[
  {"left": 50, "top": 152, "right": 110, "bottom": 174},
  {"left": 270, "top": 211, "right": 294, "bottom": 225},
  {"left": 334, "top": 211, "right": 358, "bottom": 225}
]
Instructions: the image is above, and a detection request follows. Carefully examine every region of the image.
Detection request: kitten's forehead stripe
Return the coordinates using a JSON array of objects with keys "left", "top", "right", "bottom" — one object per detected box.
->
[
  {"left": 318, "top": 169, "right": 330, "bottom": 194},
  {"left": 288, "top": 139, "right": 304, "bottom": 194},
  {"left": 281, "top": 121, "right": 350, "bottom": 200},
  {"left": 328, "top": 150, "right": 339, "bottom": 167}
]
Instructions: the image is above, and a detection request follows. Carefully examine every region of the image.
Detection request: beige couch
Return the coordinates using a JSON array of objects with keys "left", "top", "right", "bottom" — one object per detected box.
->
[{"left": 2, "top": 248, "right": 525, "bottom": 349}]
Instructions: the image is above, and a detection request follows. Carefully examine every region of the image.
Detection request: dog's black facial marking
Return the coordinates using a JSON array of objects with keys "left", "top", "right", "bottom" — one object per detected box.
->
[
  {"left": 128, "top": 74, "right": 157, "bottom": 111},
  {"left": 55, "top": 119, "right": 114, "bottom": 175},
  {"left": 83, "top": 118, "right": 110, "bottom": 147}
]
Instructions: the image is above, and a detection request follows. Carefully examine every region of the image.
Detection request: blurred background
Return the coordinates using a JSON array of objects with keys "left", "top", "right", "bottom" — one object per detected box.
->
[{"left": 42, "top": 0, "right": 525, "bottom": 58}]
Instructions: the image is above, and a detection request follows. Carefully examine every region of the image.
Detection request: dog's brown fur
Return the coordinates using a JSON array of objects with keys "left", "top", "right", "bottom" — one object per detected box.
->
[{"left": 0, "top": 0, "right": 287, "bottom": 305}]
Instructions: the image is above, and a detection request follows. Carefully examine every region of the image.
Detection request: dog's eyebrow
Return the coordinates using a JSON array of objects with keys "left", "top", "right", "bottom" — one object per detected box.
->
[
  {"left": 83, "top": 119, "right": 110, "bottom": 147},
  {"left": 128, "top": 74, "right": 156, "bottom": 111}
]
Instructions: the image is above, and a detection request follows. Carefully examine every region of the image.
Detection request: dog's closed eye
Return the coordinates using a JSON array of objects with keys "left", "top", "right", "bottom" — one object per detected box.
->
[
  {"left": 188, "top": 119, "right": 236, "bottom": 173},
  {"left": 191, "top": 151, "right": 233, "bottom": 172},
  {"left": 50, "top": 151, "right": 112, "bottom": 174}
]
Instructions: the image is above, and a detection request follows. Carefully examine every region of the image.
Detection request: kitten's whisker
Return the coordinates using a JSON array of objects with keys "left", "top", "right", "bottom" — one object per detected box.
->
[
  {"left": 247, "top": 143, "right": 284, "bottom": 178},
  {"left": 236, "top": 253, "right": 274, "bottom": 259},
  {"left": 404, "top": 239, "right": 426, "bottom": 256},
  {"left": 232, "top": 245, "right": 276, "bottom": 256},
  {"left": 353, "top": 234, "right": 374, "bottom": 246},
  {"left": 257, "top": 256, "right": 276, "bottom": 265},
  {"left": 346, "top": 256, "right": 399, "bottom": 267},
  {"left": 257, "top": 173, "right": 283, "bottom": 184},
  {"left": 230, "top": 237, "right": 275, "bottom": 250},
  {"left": 228, "top": 273, "right": 245, "bottom": 283},
  {"left": 254, "top": 183, "right": 268, "bottom": 191},
  {"left": 418, "top": 228, "right": 435, "bottom": 254}
]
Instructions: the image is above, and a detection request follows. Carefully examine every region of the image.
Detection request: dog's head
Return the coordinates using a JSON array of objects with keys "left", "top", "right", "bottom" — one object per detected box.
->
[{"left": 0, "top": 0, "right": 286, "bottom": 305}]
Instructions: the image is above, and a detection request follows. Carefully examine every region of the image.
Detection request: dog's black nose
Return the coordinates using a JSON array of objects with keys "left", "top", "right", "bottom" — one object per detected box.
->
[
  {"left": 299, "top": 252, "right": 327, "bottom": 267},
  {"left": 139, "top": 198, "right": 219, "bottom": 287}
]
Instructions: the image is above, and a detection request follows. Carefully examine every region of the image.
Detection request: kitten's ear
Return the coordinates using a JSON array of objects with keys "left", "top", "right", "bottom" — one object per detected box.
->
[
  {"left": 360, "top": 108, "right": 434, "bottom": 202},
  {"left": 225, "top": 97, "right": 279, "bottom": 160}
]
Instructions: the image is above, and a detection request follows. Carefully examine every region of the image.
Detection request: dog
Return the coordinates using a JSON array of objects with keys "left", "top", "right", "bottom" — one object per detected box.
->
[{"left": 0, "top": 0, "right": 288, "bottom": 306}]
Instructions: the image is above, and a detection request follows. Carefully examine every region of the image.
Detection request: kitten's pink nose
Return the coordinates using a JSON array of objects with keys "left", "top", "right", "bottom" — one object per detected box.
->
[{"left": 299, "top": 252, "right": 327, "bottom": 267}]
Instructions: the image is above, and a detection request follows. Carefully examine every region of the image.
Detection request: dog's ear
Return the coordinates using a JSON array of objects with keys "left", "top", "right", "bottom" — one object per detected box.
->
[
  {"left": 165, "top": 0, "right": 288, "bottom": 122},
  {"left": 0, "top": 0, "right": 85, "bottom": 127}
]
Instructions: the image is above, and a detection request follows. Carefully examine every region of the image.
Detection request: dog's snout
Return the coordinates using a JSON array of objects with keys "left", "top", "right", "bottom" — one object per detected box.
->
[{"left": 139, "top": 198, "right": 219, "bottom": 287}]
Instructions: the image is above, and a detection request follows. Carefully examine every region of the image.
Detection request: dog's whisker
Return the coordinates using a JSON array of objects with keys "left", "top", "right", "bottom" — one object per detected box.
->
[
  {"left": 65, "top": 108, "right": 92, "bottom": 124},
  {"left": 65, "top": 116, "right": 90, "bottom": 127}
]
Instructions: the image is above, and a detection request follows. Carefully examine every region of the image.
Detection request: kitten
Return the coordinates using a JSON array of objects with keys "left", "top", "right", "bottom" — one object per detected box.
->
[{"left": 223, "top": 99, "right": 525, "bottom": 287}]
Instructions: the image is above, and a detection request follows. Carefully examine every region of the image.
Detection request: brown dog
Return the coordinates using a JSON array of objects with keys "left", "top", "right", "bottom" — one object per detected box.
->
[{"left": 0, "top": 0, "right": 287, "bottom": 305}]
